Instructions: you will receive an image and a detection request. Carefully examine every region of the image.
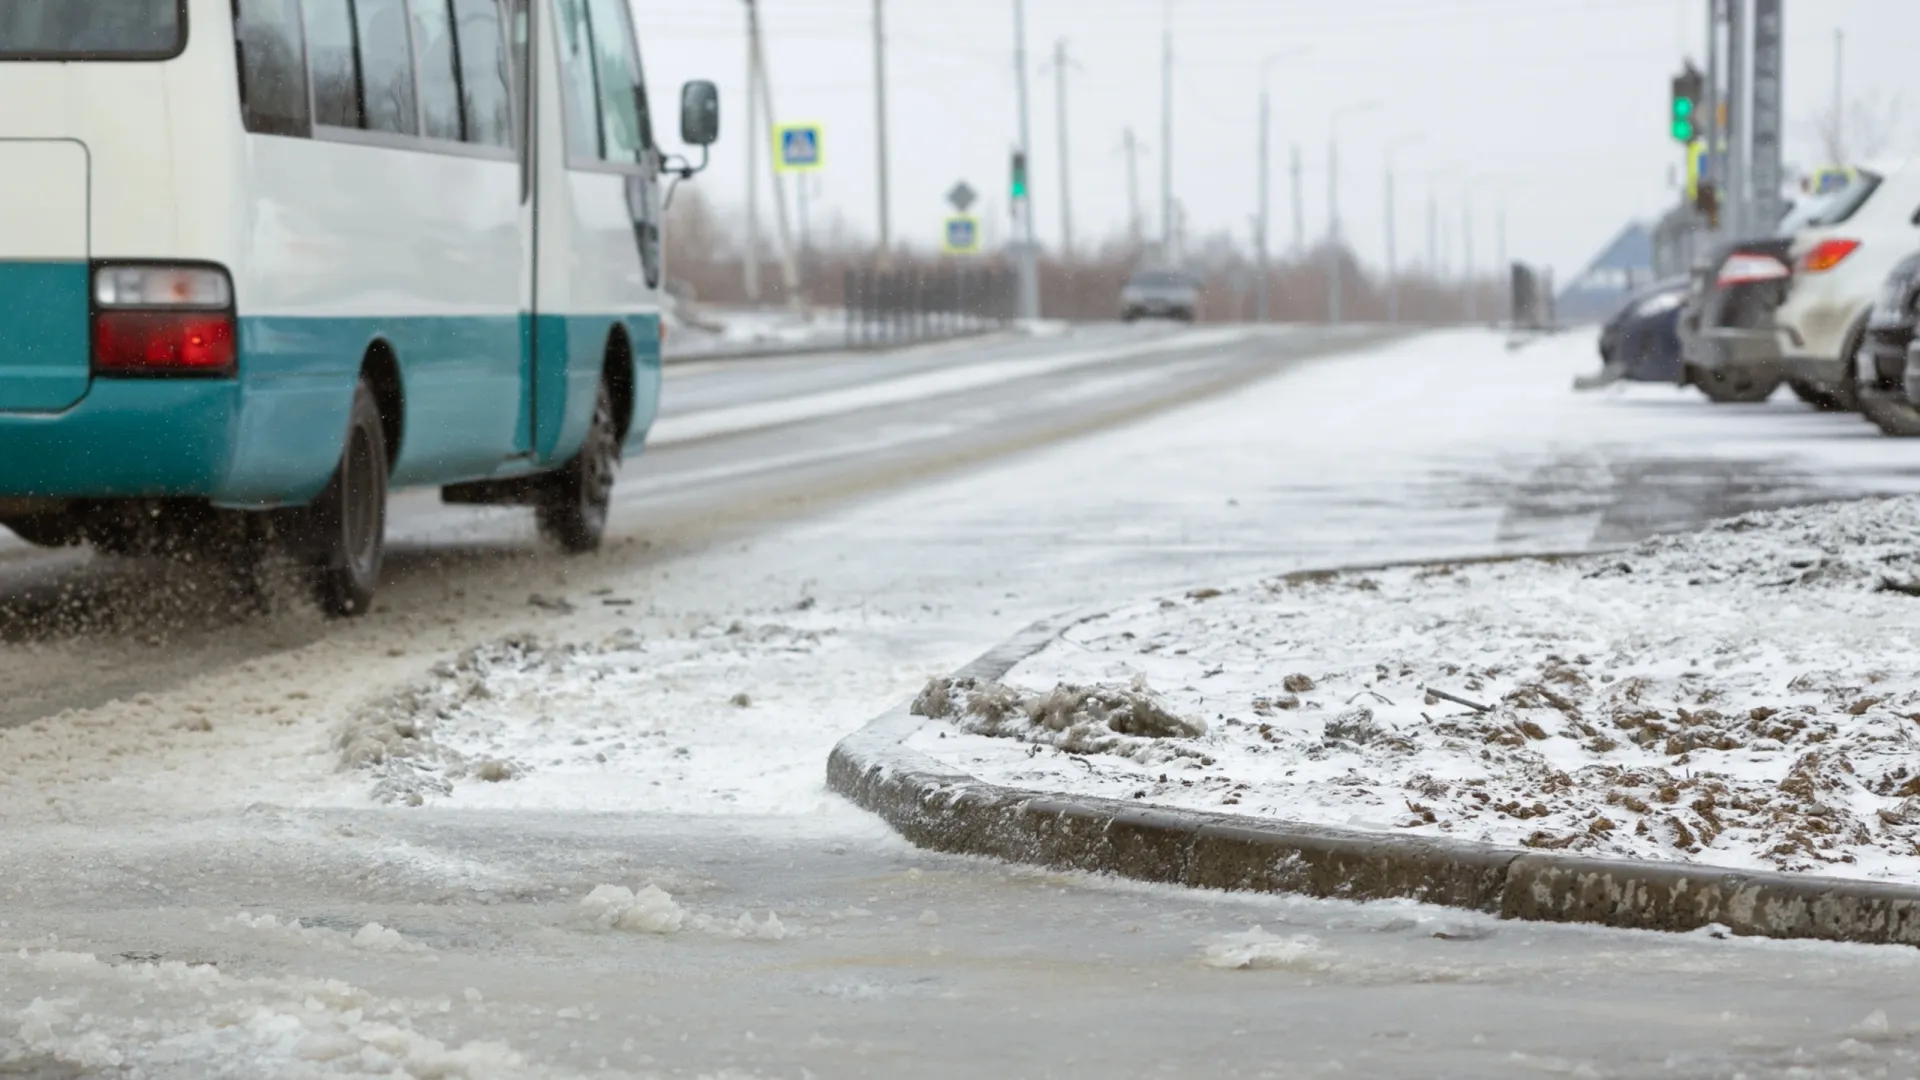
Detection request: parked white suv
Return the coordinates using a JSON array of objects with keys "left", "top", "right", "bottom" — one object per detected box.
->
[{"left": 1771, "top": 159, "right": 1920, "bottom": 407}]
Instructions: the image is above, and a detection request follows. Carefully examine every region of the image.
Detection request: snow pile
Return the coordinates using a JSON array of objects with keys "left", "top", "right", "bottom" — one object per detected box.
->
[
  {"left": 571, "top": 885, "right": 788, "bottom": 942},
  {"left": 3, "top": 949, "right": 528, "bottom": 1078},
  {"left": 1201, "top": 928, "right": 1333, "bottom": 972},
  {"left": 330, "top": 618, "right": 846, "bottom": 811},
  {"left": 912, "top": 674, "right": 1207, "bottom": 765},
  {"left": 913, "top": 497, "right": 1920, "bottom": 880},
  {"left": 221, "top": 913, "right": 432, "bottom": 956},
  {"left": 573, "top": 884, "right": 688, "bottom": 934}
]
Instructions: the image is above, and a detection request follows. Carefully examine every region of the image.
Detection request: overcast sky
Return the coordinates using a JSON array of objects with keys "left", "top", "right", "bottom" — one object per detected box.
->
[{"left": 637, "top": 0, "right": 1920, "bottom": 280}]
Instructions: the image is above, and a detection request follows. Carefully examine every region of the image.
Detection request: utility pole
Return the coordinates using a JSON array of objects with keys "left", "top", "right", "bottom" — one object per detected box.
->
[
  {"left": 1159, "top": 4, "right": 1173, "bottom": 260},
  {"left": 1384, "top": 164, "right": 1397, "bottom": 322},
  {"left": 1326, "top": 136, "right": 1339, "bottom": 323},
  {"left": 1044, "top": 39, "right": 1079, "bottom": 256},
  {"left": 1011, "top": 0, "right": 1039, "bottom": 319},
  {"left": 1122, "top": 128, "right": 1143, "bottom": 246},
  {"left": 1462, "top": 194, "right": 1475, "bottom": 322},
  {"left": 872, "top": 0, "right": 892, "bottom": 261},
  {"left": 1834, "top": 27, "right": 1844, "bottom": 158},
  {"left": 1383, "top": 135, "right": 1419, "bottom": 324},
  {"left": 1727, "top": 0, "right": 1749, "bottom": 240},
  {"left": 1256, "top": 86, "right": 1270, "bottom": 321},
  {"left": 1704, "top": 0, "right": 1722, "bottom": 241},
  {"left": 1750, "top": 0, "right": 1783, "bottom": 228},
  {"left": 748, "top": 18, "right": 801, "bottom": 303},
  {"left": 1289, "top": 144, "right": 1304, "bottom": 256},
  {"left": 743, "top": 0, "right": 761, "bottom": 302}
]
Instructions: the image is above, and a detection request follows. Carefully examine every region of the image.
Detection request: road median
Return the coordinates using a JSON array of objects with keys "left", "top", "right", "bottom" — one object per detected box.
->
[{"left": 828, "top": 529, "right": 1920, "bottom": 948}]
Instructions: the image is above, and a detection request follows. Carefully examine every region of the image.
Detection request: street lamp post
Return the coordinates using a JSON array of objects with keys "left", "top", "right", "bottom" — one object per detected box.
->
[
  {"left": 1256, "top": 48, "right": 1311, "bottom": 323},
  {"left": 1383, "top": 133, "right": 1422, "bottom": 324},
  {"left": 1326, "top": 99, "right": 1380, "bottom": 324}
]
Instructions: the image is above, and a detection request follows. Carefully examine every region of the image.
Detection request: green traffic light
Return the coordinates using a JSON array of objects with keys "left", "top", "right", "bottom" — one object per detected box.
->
[
  {"left": 1674, "top": 98, "right": 1694, "bottom": 118},
  {"left": 1672, "top": 119, "right": 1695, "bottom": 141}
]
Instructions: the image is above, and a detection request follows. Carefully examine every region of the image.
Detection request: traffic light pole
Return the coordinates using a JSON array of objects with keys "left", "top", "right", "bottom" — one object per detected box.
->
[{"left": 1010, "top": 0, "right": 1039, "bottom": 320}]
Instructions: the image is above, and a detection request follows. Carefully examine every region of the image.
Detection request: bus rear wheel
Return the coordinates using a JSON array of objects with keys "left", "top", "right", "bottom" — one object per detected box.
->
[
  {"left": 309, "top": 378, "right": 389, "bottom": 617},
  {"left": 537, "top": 380, "right": 620, "bottom": 555}
]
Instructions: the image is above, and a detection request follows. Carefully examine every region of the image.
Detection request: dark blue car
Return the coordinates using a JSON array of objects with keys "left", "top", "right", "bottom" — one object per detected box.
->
[{"left": 1597, "top": 277, "right": 1690, "bottom": 382}]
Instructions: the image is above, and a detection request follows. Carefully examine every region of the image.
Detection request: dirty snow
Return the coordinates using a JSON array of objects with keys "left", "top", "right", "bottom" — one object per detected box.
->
[
  {"left": 913, "top": 496, "right": 1920, "bottom": 881},
  {"left": 327, "top": 610, "right": 884, "bottom": 815},
  {"left": 1, "top": 948, "right": 532, "bottom": 1079}
]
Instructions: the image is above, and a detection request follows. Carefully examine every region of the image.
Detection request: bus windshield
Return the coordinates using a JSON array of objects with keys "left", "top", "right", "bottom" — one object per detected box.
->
[{"left": 0, "top": 0, "right": 184, "bottom": 60}]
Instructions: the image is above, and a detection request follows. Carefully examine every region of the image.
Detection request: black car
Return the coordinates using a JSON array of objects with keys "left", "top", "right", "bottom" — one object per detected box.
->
[
  {"left": 1858, "top": 250, "right": 1920, "bottom": 436},
  {"left": 1678, "top": 236, "right": 1798, "bottom": 404},
  {"left": 1597, "top": 277, "right": 1689, "bottom": 382}
]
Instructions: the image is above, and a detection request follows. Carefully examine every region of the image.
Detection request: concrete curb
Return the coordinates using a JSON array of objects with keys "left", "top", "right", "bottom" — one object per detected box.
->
[{"left": 827, "top": 556, "right": 1920, "bottom": 948}]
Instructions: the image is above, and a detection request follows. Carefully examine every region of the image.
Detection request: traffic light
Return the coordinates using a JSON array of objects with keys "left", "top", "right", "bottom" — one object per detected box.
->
[
  {"left": 1010, "top": 150, "right": 1028, "bottom": 199},
  {"left": 1670, "top": 64, "right": 1703, "bottom": 143}
]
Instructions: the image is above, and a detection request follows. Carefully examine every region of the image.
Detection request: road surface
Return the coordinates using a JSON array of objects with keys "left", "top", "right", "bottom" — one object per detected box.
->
[{"left": 3, "top": 326, "right": 1919, "bottom": 1079}]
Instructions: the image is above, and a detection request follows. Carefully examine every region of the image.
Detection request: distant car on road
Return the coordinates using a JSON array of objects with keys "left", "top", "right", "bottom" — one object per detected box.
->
[
  {"left": 1598, "top": 277, "right": 1689, "bottom": 382},
  {"left": 1121, "top": 268, "right": 1200, "bottom": 323}
]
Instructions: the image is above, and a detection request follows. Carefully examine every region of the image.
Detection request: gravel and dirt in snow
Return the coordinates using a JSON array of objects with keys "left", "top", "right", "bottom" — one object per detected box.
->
[{"left": 912, "top": 496, "right": 1920, "bottom": 881}]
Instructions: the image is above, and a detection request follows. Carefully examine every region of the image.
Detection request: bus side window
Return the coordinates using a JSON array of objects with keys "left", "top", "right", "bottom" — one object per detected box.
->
[
  {"left": 352, "top": 0, "right": 420, "bottom": 135},
  {"left": 407, "top": 0, "right": 463, "bottom": 141},
  {"left": 582, "top": 0, "right": 648, "bottom": 162},
  {"left": 303, "top": 0, "right": 361, "bottom": 129},
  {"left": 553, "top": 0, "right": 601, "bottom": 160},
  {"left": 451, "top": 0, "right": 513, "bottom": 148},
  {"left": 235, "top": 0, "right": 312, "bottom": 136}
]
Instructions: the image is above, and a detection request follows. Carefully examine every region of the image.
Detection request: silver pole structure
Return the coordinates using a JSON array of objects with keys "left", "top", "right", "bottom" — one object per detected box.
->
[
  {"left": 872, "top": 0, "right": 891, "bottom": 260},
  {"left": 1385, "top": 163, "right": 1397, "bottom": 323},
  {"left": 1289, "top": 144, "right": 1304, "bottom": 256},
  {"left": 743, "top": 0, "right": 760, "bottom": 301},
  {"left": 1052, "top": 38, "right": 1074, "bottom": 256},
  {"left": 1011, "top": 0, "right": 1039, "bottom": 318},
  {"left": 1160, "top": 6, "right": 1173, "bottom": 258},
  {"left": 1327, "top": 136, "right": 1340, "bottom": 323},
  {"left": 1256, "top": 86, "right": 1270, "bottom": 321},
  {"left": 1727, "top": 0, "right": 1749, "bottom": 239}
]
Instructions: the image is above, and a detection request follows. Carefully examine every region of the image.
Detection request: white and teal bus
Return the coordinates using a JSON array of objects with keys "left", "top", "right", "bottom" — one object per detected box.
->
[{"left": 0, "top": 0, "right": 717, "bottom": 614}]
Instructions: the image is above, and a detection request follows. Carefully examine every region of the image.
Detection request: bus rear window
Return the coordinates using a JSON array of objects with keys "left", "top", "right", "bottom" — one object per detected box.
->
[{"left": 0, "top": 0, "right": 186, "bottom": 60}]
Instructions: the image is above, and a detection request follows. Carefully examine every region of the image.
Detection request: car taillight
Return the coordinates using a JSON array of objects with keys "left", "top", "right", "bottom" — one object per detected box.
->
[
  {"left": 93, "top": 312, "right": 236, "bottom": 376},
  {"left": 1717, "top": 253, "right": 1791, "bottom": 286},
  {"left": 92, "top": 263, "right": 237, "bottom": 377},
  {"left": 1799, "top": 239, "right": 1861, "bottom": 274}
]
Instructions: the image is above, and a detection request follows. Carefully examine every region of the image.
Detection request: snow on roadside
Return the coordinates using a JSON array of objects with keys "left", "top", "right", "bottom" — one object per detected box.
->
[
  {"left": 0, "top": 949, "right": 539, "bottom": 1079},
  {"left": 910, "top": 497, "right": 1920, "bottom": 882},
  {"left": 326, "top": 607, "right": 896, "bottom": 816}
]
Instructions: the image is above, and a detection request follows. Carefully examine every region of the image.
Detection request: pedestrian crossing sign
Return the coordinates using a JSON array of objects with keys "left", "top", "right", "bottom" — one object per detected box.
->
[
  {"left": 774, "top": 124, "right": 823, "bottom": 172},
  {"left": 943, "top": 215, "right": 980, "bottom": 254}
]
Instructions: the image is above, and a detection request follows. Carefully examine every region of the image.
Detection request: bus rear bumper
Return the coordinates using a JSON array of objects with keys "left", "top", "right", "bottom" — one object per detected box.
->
[{"left": 0, "top": 378, "right": 341, "bottom": 506}]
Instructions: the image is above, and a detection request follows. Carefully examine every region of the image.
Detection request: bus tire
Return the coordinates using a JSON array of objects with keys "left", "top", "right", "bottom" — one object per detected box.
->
[
  {"left": 537, "top": 380, "right": 619, "bottom": 555},
  {"left": 310, "top": 377, "right": 389, "bottom": 617}
]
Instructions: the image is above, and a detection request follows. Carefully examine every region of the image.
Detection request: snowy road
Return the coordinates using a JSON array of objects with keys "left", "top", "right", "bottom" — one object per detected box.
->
[{"left": 5, "top": 327, "right": 1920, "bottom": 1078}]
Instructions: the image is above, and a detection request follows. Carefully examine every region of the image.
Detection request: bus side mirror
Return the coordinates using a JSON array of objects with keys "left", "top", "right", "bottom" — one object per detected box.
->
[{"left": 680, "top": 81, "right": 719, "bottom": 147}]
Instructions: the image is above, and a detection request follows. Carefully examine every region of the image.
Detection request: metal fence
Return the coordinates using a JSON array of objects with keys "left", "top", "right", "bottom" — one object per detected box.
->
[{"left": 843, "top": 267, "right": 1017, "bottom": 347}]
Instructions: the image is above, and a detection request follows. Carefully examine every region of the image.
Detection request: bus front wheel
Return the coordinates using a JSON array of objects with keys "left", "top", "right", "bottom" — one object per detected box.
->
[
  {"left": 309, "top": 378, "right": 390, "bottom": 617},
  {"left": 537, "top": 380, "right": 619, "bottom": 555}
]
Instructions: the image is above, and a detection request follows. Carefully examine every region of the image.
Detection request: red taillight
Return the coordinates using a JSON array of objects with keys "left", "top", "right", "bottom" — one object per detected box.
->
[
  {"left": 1799, "top": 238, "right": 1861, "bottom": 274},
  {"left": 93, "top": 311, "right": 237, "bottom": 376}
]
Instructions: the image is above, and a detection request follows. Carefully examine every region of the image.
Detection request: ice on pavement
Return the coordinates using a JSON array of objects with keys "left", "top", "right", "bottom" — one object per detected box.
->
[
  {"left": 1201, "top": 927, "right": 1334, "bottom": 972},
  {"left": 4, "top": 949, "right": 530, "bottom": 1079},
  {"left": 916, "top": 496, "right": 1920, "bottom": 881},
  {"left": 574, "top": 884, "right": 688, "bottom": 934}
]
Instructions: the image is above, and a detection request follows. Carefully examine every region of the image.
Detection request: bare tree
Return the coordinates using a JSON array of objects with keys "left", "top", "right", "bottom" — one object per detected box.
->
[{"left": 1811, "top": 89, "right": 1907, "bottom": 165}]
